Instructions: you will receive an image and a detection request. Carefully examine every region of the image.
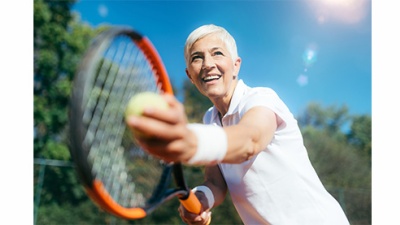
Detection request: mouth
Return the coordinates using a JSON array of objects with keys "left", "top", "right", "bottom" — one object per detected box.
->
[{"left": 202, "top": 75, "right": 221, "bottom": 83}]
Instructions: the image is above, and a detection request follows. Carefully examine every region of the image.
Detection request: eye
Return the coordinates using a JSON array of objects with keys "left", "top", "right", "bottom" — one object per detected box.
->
[
  {"left": 214, "top": 51, "right": 224, "bottom": 56},
  {"left": 191, "top": 55, "right": 202, "bottom": 62}
]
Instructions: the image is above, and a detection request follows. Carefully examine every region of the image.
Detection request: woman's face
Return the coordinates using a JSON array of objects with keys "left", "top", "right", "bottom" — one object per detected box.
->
[{"left": 185, "top": 34, "right": 241, "bottom": 102}]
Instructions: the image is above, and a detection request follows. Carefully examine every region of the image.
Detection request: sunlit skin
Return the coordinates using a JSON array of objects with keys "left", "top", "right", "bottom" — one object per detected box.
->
[{"left": 126, "top": 33, "right": 281, "bottom": 224}]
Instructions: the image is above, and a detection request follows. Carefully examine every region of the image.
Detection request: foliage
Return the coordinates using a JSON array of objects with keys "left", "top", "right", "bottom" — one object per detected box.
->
[
  {"left": 183, "top": 79, "right": 213, "bottom": 123},
  {"left": 347, "top": 115, "right": 372, "bottom": 163},
  {"left": 33, "top": 0, "right": 106, "bottom": 223},
  {"left": 34, "top": 0, "right": 94, "bottom": 158},
  {"left": 298, "top": 103, "right": 371, "bottom": 224}
]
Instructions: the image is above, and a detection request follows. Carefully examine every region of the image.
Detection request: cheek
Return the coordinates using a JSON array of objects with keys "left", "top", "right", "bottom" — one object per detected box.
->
[
  {"left": 218, "top": 62, "right": 234, "bottom": 74},
  {"left": 188, "top": 65, "right": 202, "bottom": 77}
]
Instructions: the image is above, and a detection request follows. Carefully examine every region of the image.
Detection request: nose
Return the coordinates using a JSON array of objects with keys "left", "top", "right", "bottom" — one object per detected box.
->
[{"left": 202, "top": 54, "right": 215, "bottom": 70}]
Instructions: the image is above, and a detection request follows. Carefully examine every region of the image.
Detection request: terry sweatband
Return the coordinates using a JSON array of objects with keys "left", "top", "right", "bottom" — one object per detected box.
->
[
  {"left": 186, "top": 123, "right": 228, "bottom": 165},
  {"left": 192, "top": 185, "right": 215, "bottom": 208}
]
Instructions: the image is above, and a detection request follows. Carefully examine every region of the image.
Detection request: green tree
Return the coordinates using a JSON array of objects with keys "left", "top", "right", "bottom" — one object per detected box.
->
[
  {"left": 347, "top": 115, "right": 372, "bottom": 163},
  {"left": 183, "top": 79, "right": 213, "bottom": 123},
  {"left": 34, "top": 0, "right": 103, "bottom": 223},
  {"left": 298, "top": 103, "right": 371, "bottom": 225},
  {"left": 34, "top": 0, "right": 96, "bottom": 159}
]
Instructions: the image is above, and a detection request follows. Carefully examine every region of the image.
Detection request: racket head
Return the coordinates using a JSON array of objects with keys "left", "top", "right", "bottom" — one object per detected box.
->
[{"left": 69, "top": 27, "right": 179, "bottom": 219}]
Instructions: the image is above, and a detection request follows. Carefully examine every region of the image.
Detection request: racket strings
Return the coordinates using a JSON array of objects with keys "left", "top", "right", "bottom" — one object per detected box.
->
[
  {"left": 99, "top": 39, "right": 149, "bottom": 206},
  {"left": 81, "top": 35, "right": 164, "bottom": 208},
  {"left": 96, "top": 37, "right": 146, "bottom": 207}
]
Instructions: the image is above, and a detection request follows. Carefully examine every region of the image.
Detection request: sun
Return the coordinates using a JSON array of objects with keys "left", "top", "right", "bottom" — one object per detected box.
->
[
  {"left": 307, "top": 0, "right": 369, "bottom": 25},
  {"left": 319, "top": 0, "right": 356, "bottom": 7}
]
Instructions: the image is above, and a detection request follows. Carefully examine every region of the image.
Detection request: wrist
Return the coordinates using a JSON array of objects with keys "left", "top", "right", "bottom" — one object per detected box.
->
[
  {"left": 192, "top": 185, "right": 215, "bottom": 209},
  {"left": 186, "top": 123, "right": 228, "bottom": 165}
]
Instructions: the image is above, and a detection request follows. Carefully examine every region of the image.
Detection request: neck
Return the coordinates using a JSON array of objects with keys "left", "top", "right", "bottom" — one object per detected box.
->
[{"left": 210, "top": 79, "right": 238, "bottom": 117}]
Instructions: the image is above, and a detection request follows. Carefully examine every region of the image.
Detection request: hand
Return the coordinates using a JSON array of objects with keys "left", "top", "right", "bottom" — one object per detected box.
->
[
  {"left": 178, "top": 191, "right": 211, "bottom": 225},
  {"left": 179, "top": 208, "right": 211, "bottom": 225},
  {"left": 125, "top": 94, "right": 197, "bottom": 163}
]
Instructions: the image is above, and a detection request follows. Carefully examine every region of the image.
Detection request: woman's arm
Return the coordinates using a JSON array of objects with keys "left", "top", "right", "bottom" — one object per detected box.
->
[{"left": 126, "top": 94, "right": 279, "bottom": 165}]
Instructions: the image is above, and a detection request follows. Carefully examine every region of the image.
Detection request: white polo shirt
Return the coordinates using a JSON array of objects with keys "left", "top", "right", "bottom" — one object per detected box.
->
[{"left": 203, "top": 80, "right": 349, "bottom": 225}]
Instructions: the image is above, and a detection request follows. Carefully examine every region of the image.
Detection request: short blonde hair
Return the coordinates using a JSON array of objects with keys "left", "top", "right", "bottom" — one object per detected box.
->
[{"left": 184, "top": 24, "right": 239, "bottom": 67}]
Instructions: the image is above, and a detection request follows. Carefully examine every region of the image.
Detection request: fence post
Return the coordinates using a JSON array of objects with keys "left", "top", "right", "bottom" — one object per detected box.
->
[
  {"left": 34, "top": 163, "right": 46, "bottom": 225},
  {"left": 34, "top": 158, "right": 74, "bottom": 225}
]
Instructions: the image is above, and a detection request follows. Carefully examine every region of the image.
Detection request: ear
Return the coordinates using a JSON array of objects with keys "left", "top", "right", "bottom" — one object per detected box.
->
[
  {"left": 233, "top": 57, "right": 242, "bottom": 79},
  {"left": 185, "top": 68, "right": 194, "bottom": 83}
]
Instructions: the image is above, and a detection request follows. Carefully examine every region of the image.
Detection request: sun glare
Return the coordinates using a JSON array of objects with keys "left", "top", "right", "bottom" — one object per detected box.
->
[
  {"left": 320, "top": 0, "right": 356, "bottom": 7},
  {"left": 308, "top": 0, "right": 369, "bottom": 24}
]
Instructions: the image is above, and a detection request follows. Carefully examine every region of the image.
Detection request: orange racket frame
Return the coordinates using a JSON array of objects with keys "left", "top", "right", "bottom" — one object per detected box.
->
[{"left": 69, "top": 27, "right": 203, "bottom": 220}]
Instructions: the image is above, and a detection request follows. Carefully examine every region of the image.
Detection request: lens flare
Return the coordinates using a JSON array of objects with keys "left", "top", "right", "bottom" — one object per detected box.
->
[
  {"left": 98, "top": 4, "right": 108, "bottom": 18},
  {"left": 297, "top": 74, "right": 308, "bottom": 87},
  {"left": 302, "top": 44, "right": 318, "bottom": 68},
  {"left": 297, "top": 44, "right": 318, "bottom": 86}
]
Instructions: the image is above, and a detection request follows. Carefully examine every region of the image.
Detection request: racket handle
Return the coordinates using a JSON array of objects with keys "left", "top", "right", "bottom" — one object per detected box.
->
[
  {"left": 179, "top": 190, "right": 202, "bottom": 214},
  {"left": 179, "top": 190, "right": 212, "bottom": 225}
]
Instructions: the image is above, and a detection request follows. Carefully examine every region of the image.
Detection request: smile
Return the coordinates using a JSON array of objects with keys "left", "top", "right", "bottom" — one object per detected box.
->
[{"left": 202, "top": 75, "right": 221, "bottom": 82}]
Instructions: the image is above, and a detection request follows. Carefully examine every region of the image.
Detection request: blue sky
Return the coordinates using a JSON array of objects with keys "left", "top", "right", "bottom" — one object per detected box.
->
[{"left": 72, "top": 0, "right": 372, "bottom": 117}]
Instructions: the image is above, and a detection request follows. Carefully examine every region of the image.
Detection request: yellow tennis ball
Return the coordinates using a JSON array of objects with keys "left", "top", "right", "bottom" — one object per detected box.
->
[
  {"left": 124, "top": 92, "right": 169, "bottom": 138},
  {"left": 125, "top": 92, "right": 169, "bottom": 117}
]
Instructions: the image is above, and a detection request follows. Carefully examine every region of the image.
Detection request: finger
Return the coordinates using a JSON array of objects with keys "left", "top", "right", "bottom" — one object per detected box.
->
[
  {"left": 142, "top": 95, "right": 184, "bottom": 124},
  {"left": 162, "top": 93, "right": 180, "bottom": 107},
  {"left": 179, "top": 205, "right": 200, "bottom": 224},
  {"left": 142, "top": 106, "right": 180, "bottom": 124},
  {"left": 201, "top": 211, "right": 212, "bottom": 224},
  {"left": 126, "top": 115, "right": 185, "bottom": 140},
  {"left": 135, "top": 138, "right": 180, "bottom": 163}
]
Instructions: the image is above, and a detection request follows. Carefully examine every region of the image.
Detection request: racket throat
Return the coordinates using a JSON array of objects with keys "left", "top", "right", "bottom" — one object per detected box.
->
[{"left": 172, "top": 163, "right": 191, "bottom": 199}]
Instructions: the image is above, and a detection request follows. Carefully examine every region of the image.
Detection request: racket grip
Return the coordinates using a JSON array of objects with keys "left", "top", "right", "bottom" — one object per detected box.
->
[
  {"left": 179, "top": 190, "right": 212, "bottom": 224},
  {"left": 179, "top": 190, "right": 202, "bottom": 214}
]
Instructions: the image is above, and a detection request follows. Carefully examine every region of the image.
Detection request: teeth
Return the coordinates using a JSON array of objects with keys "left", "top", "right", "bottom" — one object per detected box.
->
[{"left": 203, "top": 75, "right": 220, "bottom": 81}]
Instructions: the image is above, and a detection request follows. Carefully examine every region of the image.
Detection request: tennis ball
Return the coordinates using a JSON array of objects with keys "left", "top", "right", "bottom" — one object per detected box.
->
[{"left": 124, "top": 92, "right": 169, "bottom": 138}]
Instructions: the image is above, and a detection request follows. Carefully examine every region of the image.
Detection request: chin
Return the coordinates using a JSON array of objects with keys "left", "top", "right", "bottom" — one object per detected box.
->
[{"left": 204, "top": 90, "right": 224, "bottom": 99}]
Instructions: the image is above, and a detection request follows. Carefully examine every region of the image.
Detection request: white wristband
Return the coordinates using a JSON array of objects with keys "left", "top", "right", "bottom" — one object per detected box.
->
[
  {"left": 192, "top": 185, "right": 215, "bottom": 208},
  {"left": 186, "top": 123, "right": 228, "bottom": 165}
]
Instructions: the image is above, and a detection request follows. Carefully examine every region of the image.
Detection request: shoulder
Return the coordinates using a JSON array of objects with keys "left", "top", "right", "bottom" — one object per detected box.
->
[
  {"left": 238, "top": 81, "right": 279, "bottom": 102},
  {"left": 239, "top": 85, "right": 281, "bottom": 112},
  {"left": 239, "top": 83, "right": 295, "bottom": 124}
]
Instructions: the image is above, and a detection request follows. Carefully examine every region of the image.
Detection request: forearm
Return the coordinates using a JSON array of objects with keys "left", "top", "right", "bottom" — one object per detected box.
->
[{"left": 194, "top": 165, "right": 227, "bottom": 209}]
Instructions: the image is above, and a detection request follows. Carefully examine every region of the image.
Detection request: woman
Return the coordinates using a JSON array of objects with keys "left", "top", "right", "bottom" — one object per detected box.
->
[{"left": 126, "top": 24, "right": 349, "bottom": 225}]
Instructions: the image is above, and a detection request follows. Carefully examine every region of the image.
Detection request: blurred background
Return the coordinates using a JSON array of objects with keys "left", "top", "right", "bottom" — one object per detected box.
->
[{"left": 32, "top": 0, "right": 373, "bottom": 224}]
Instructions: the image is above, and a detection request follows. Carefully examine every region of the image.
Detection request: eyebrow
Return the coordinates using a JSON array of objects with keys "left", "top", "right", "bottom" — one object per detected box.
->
[
  {"left": 190, "top": 51, "right": 202, "bottom": 58},
  {"left": 190, "top": 47, "right": 223, "bottom": 57}
]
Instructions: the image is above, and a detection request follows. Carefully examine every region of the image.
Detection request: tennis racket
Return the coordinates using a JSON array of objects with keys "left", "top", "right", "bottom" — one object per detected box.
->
[{"left": 68, "top": 27, "right": 204, "bottom": 221}]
